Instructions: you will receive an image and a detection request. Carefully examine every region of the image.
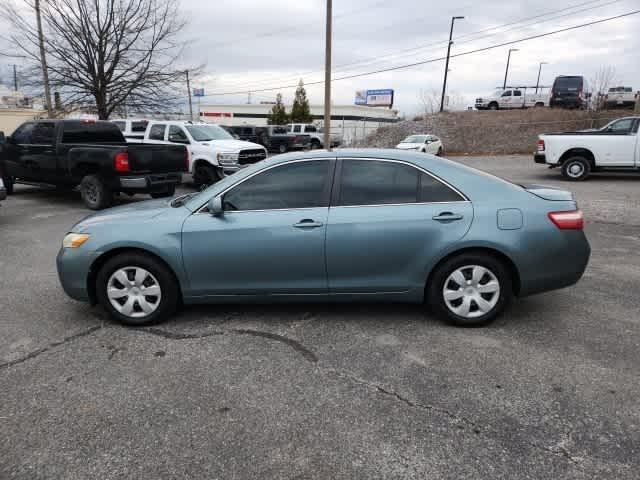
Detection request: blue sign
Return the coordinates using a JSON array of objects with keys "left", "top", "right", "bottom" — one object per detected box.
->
[
  {"left": 193, "top": 88, "right": 205, "bottom": 97},
  {"left": 354, "top": 89, "right": 394, "bottom": 107}
]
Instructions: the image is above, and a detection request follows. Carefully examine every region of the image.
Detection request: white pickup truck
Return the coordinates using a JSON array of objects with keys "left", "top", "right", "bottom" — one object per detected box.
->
[
  {"left": 286, "top": 123, "right": 342, "bottom": 149},
  {"left": 534, "top": 117, "right": 640, "bottom": 180},
  {"left": 143, "top": 121, "right": 267, "bottom": 185},
  {"left": 605, "top": 87, "right": 637, "bottom": 109},
  {"left": 475, "top": 88, "right": 548, "bottom": 110}
]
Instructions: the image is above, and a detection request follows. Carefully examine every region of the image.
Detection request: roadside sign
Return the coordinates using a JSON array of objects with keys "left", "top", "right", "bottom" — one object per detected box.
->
[
  {"left": 193, "top": 88, "right": 205, "bottom": 97},
  {"left": 354, "top": 89, "right": 394, "bottom": 107}
]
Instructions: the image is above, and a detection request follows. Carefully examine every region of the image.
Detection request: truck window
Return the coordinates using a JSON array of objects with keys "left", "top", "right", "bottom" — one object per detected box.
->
[
  {"left": 305, "top": 125, "right": 317, "bottom": 133},
  {"left": 293, "top": 125, "right": 302, "bottom": 133},
  {"left": 605, "top": 118, "right": 635, "bottom": 134},
  {"left": 61, "top": 121, "right": 124, "bottom": 143},
  {"left": 501, "top": 91, "right": 512, "bottom": 97},
  {"left": 112, "top": 121, "right": 126, "bottom": 131},
  {"left": 168, "top": 125, "right": 188, "bottom": 143},
  {"left": 12, "top": 123, "right": 35, "bottom": 144},
  {"left": 513, "top": 90, "right": 522, "bottom": 97},
  {"left": 131, "top": 121, "right": 148, "bottom": 132},
  {"left": 31, "top": 122, "right": 56, "bottom": 145},
  {"left": 273, "top": 126, "right": 287, "bottom": 134},
  {"left": 553, "top": 76, "right": 583, "bottom": 92},
  {"left": 148, "top": 124, "right": 167, "bottom": 141}
]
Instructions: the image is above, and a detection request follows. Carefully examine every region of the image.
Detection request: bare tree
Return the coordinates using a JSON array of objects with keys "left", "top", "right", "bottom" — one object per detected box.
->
[
  {"left": 2, "top": 0, "right": 192, "bottom": 119},
  {"left": 589, "top": 66, "right": 618, "bottom": 111},
  {"left": 419, "top": 89, "right": 441, "bottom": 117}
]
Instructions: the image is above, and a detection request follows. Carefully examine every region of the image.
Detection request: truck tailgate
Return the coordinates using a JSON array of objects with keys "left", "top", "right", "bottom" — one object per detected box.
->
[{"left": 126, "top": 144, "right": 187, "bottom": 173}]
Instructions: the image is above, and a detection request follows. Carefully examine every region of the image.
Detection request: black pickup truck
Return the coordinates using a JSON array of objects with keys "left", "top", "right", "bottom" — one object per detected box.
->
[
  {"left": 228, "top": 125, "right": 310, "bottom": 153},
  {"left": 0, "top": 119, "right": 187, "bottom": 210}
]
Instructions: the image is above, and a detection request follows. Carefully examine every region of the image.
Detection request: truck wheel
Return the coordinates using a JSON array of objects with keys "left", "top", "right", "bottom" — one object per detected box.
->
[
  {"left": 80, "top": 174, "right": 113, "bottom": 210},
  {"left": 278, "top": 143, "right": 288, "bottom": 154},
  {"left": 2, "top": 175, "right": 14, "bottom": 194},
  {"left": 488, "top": 102, "right": 499, "bottom": 110},
  {"left": 437, "top": 147, "right": 443, "bottom": 156},
  {"left": 561, "top": 156, "right": 591, "bottom": 181},
  {"left": 194, "top": 164, "right": 220, "bottom": 187},
  {"left": 150, "top": 185, "right": 176, "bottom": 199},
  {"left": 310, "top": 140, "right": 321, "bottom": 150}
]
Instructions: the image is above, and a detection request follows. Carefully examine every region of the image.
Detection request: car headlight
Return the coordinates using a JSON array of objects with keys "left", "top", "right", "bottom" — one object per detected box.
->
[
  {"left": 62, "top": 233, "right": 90, "bottom": 249},
  {"left": 217, "top": 152, "right": 239, "bottom": 163}
]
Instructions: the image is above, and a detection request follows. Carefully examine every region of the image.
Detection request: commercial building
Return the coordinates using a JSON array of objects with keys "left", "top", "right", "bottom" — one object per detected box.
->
[{"left": 198, "top": 103, "right": 398, "bottom": 145}]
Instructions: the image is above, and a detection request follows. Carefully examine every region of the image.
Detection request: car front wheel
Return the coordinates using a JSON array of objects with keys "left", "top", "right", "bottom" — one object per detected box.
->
[
  {"left": 428, "top": 253, "right": 512, "bottom": 326},
  {"left": 96, "top": 252, "right": 179, "bottom": 326}
]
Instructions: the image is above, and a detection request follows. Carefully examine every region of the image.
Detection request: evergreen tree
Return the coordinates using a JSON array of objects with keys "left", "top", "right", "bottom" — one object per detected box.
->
[
  {"left": 290, "top": 79, "right": 312, "bottom": 123},
  {"left": 267, "top": 93, "right": 288, "bottom": 125}
]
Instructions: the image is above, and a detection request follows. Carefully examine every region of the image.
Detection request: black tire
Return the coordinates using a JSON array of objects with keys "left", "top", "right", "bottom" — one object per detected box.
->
[
  {"left": 96, "top": 252, "right": 179, "bottom": 326},
  {"left": 437, "top": 147, "right": 443, "bottom": 156},
  {"left": 278, "top": 143, "right": 288, "bottom": 154},
  {"left": 427, "top": 252, "right": 513, "bottom": 327},
  {"left": 193, "top": 163, "right": 221, "bottom": 187},
  {"left": 488, "top": 102, "right": 499, "bottom": 110},
  {"left": 2, "top": 174, "right": 14, "bottom": 194},
  {"left": 561, "top": 156, "right": 591, "bottom": 181},
  {"left": 310, "top": 140, "right": 321, "bottom": 150},
  {"left": 150, "top": 184, "right": 176, "bottom": 199},
  {"left": 80, "top": 174, "right": 113, "bottom": 210}
]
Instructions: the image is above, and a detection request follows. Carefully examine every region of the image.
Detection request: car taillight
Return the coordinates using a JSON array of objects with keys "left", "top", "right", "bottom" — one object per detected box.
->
[
  {"left": 537, "top": 139, "right": 545, "bottom": 152},
  {"left": 114, "top": 152, "right": 130, "bottom": 172},
  {"left": 548, "top": 210, "right": 584, "bottom": 230}
]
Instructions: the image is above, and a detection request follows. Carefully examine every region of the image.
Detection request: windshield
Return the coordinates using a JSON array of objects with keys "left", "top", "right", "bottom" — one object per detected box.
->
[
  {"left": 554, "top": 77, "right": 583, "bottom": 92},
  {"left": 185, "top": 124, "right": 233, "bottom": 141},
  {"left": 402, "top": 135, "right": 427, "bottom": 143}
]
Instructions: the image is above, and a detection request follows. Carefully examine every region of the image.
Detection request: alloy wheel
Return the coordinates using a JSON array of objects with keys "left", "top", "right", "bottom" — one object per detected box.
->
[
  {"left": 107, "top": 266, "right": 162, "bottom": 318},
  {"left": 442, "top": 265, "right": 500, "bottom": 319},
  {"left": 566, "top": 161, "right": 585, "bottom": 179}
]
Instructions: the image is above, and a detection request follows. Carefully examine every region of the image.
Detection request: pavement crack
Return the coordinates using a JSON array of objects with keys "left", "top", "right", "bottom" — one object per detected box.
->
[
  {"left": 322, "top": 367, "right": 583, "bottom": 468},
  {"left": 135, "top": 327, "right": 225, "bottom": 340},
  {"left": 0, "top": 325, "right": 103, "bottom": 371},
  {"left": 232, "top": 329, "right": 318, "bottom": 363}
]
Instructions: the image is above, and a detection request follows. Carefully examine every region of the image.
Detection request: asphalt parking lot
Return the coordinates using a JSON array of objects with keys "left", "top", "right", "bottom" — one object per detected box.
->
[{"left": 1, "top": 155, "right": 639, "bottom": 479}]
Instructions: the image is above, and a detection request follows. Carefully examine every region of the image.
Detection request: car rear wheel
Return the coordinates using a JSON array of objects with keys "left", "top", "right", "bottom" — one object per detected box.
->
[
  {"left": 428, "top": 253, "right": 512, "bottom": 327},
  {"left": 2, "top": 174, "right": 14, "bottom": 194},
  {"left": 310, "top": 140, "right": 321, "bottom": 150},
  {"left": 279, "top": 143, "right": 288, "bottom": 154},
  {"left": 96, "top": 252, "right": 178, "bottom": 326},
  {"left": 80, "top": 174, "right": 113, "bottom": 210},
  {"left": 194, "top": 163, "right": 221, "bottom": 187},
  {"left": 150, "top": 184, "right": 176, "bottom": 199},
  {"left": 561, "top": 156, "right": 590, "bottom": 181}
]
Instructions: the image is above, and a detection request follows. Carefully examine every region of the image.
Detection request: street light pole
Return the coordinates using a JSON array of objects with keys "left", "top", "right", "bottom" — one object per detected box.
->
[
  {"left": 185, "top": 70, "right": 193, "bottom": 121},
  {"left": 440, "top": 16, "right": 464, "bottom": 113},
  {"left": 535, "top": 61, "right": 547, "bottom": 94},
  {"left": 503, "top": 48, "right": 519, "bottom": 90},
  {"left": 323, "top": 0, "right": 333, "bottom": 151}
]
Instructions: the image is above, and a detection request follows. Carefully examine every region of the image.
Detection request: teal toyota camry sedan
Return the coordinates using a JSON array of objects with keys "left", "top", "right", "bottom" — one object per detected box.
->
[{"left": 57, "top": 149, "right": 590, "bottom": 327}]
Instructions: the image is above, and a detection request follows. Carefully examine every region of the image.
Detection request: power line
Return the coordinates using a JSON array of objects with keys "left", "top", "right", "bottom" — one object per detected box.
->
[
  {"left": 211, "top": 0, "right": 623, "bottom": 92},
  {"left": 204, "top": 9, "right": 640, "bottom": 96}
]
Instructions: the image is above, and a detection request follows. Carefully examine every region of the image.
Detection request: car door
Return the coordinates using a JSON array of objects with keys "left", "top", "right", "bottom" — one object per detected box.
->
[
  {"left": 326, "top": 158, "right": 472, "bottom": 294},
  {"left": 27, "top": 122, "right": 58, "bottom": 182},
  {"left": 594, "top": 118, "right": 638, "bottom": 166},
  {"left": 3, "top": 122, "right": 35, "bottom": 179},
  {"left": 499, "top": 90, "right": 512, "bottom": 108},
  {"left": 426, "top": 136, "right": 440, "bottom": 154},
  {"left": 181, "top": 159, "right": 335, "bottom": 297}
]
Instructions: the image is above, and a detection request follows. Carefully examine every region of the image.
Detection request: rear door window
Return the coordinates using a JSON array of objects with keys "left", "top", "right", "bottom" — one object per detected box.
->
[
  {"left": 148, "top": 124, "right": 167, "bottom": 141},
  {"left": 131, "top": 121, "right": 148, "bottom": 132},
  {"left": 419, "top": 173, "right": 465, "bottom": 202},
  {"left": 31, "top": 122, "right": 56, "bottom": 145},
  {"left": 338, "top": 160, "right": 419, "bottom": 206},
  {"left": 61, "top": 121, "right": 124, "bottom": 143}
]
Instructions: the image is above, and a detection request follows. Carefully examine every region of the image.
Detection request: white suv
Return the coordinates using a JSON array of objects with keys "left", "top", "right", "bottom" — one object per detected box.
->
[{"left": 143, "top": 121, "right": 267, "bottom": 185}]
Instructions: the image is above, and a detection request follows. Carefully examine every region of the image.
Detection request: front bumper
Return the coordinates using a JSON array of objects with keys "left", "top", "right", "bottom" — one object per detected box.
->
[
  {"left": 57, "top": 246, "right": 94, "bottom": 302},
  {"left": 120, "top": 172, "right": 183, "bottom": 191}
]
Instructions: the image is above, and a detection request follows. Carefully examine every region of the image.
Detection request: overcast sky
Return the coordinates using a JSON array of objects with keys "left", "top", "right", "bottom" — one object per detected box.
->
[
  {"left": 178, "top": 0, "right": 639, "bottom": 114},
  {"left": 1, "top": 0, "right": 638, "bottom": 115}
]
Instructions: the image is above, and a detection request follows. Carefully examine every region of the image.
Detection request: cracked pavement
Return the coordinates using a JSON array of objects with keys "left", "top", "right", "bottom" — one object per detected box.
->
[{"left": 1, "top": 156, "right": 639, "bottom": 479}]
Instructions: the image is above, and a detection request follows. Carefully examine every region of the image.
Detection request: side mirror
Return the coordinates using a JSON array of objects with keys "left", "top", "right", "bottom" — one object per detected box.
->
[{"left": 207, "top": 196, "right": 223, "bottom": 216}]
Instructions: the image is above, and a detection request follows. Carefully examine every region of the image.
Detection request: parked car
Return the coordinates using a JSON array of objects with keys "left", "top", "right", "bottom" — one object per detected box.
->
[
  {"left": 255, "top": 126, "right": 310, "bottom": 153},
  {"left": 57, "top": 149, "right": 590, "bottom": 328},
  {"left": 395, "top": 134, "right": 443, "bottom": 155},
  {"left": 0, "top": 120, "right": 187, "bottom": 209},
  {"left": 286, "top": 123, "right": 342, "bottom": 149},
  {"left": 143, "top": 121, "right": 267, "bottom": 186},
  {"left": 534, "top": 116, "right": 639, "bottom": 180},
  {"left": 475, "top": 88, "right": 548, "bottom": 110},
  {"left": 110, "top": 118, "right": 149, "bottom": 143},
  {"left": 549, "top": 76, "right": 589, "bottom": 109},
  {"left": 605, "top": 87, "right": 637, "bottom": 109}
]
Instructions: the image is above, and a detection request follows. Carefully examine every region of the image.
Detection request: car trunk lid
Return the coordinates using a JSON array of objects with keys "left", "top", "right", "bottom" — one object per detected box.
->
[{"left": 521, "top": 184, "right": 574, "bottom": 201}]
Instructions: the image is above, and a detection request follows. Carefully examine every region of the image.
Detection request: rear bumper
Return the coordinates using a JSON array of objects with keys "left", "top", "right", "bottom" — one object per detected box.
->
[
  {"left": 534, "top": 153, "right": 547, "bottom": 164},
  {"left": 119, "top": 172, "right": 183, "bottom": 191}
]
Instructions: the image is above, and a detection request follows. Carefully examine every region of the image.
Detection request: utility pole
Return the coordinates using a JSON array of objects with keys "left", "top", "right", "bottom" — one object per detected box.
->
[
  {"left": 185, "top": 70, "right": 193, "bottom": 121},
  {"left": 35, "top": 0, "right": 53, "bottom": 117},
  {"left": 535, "top": 61, "right": 548, "bottom": 94},
  {"left": 440, "top": 16, "right": 464, "bottom": 113},
  {"left": 323, "top": 0, "right": 332, "bottom": 151},
  {"left": 13, "top": 65, "right": 18, "bottom": 92},
  {"left": 247, "top": 92, "right": 252, "bottom": 104},
  {"left": 503, "top": 48, "right": 519, "bottom": 89}
]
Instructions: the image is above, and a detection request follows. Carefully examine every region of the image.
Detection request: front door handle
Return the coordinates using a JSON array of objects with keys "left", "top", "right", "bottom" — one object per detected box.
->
[
  {"left": 293, "top": 219, "right": 324, "bottom": 229},
  {"left": 433, "top": 212, "right": 464, "bottom": 222}
]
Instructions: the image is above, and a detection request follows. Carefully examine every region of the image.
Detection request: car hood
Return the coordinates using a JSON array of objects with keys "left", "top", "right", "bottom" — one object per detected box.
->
[
  {"left": 202, "top": 139, "right": 264, "bottom": 152},
  {"left": 396, "top": 143, "right": 421, "bottom": 149},
  {"left": 72, "top": 198, "right": 175, "bottom": 231}
]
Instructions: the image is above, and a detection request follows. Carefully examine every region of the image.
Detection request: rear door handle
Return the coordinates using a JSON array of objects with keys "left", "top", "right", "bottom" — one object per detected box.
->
[
  {"left": 433, "top": 212, "right": 464, "bottom": 222},
  {"left": 293, "top": 219, "right": 324, "bottom": 229}
]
